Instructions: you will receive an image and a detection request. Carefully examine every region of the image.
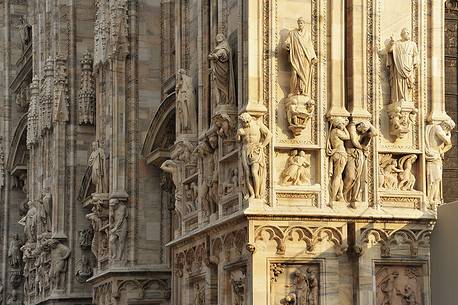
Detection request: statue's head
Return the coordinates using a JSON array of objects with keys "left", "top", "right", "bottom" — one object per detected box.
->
[
  {"left": 356, "top": 121, "right": 371, "bottom": 133},
  {"left": 441, "top": 117, "right": 456, "bottom": 132},
  {"left": 239, "top": 113, "right": 253, "bottom": 126},
  {"left": 299, "top": 151, "right": 306, "bottom": 157},
  {"left": 216, "top": 33, "right": 226, "bottom": 43},
  {"left": 297, "top": 17, "right": 306, "bottom": 30},
  {"left": 92, "top": 141, "right": 98, "bottom": 150},
  {"left": 291, "top": 149, "right": 298, "bottom": 157},
  {"left": 400, "top": 28, "right": 410, "bottom": 41}
]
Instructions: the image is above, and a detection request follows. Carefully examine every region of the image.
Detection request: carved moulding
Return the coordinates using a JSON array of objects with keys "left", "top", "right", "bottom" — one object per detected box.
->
[
  {"left": 254, "top": 224, "right": 346, "bottom": 256},
  {"left": 354, "top": 227, "right": 431, "bottom": 258}
]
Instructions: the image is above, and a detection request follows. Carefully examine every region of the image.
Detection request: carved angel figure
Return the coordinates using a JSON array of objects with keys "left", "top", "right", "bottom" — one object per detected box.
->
[
  {"left": 237, "top": 113, "right": 272, "bottom": 199},
  {"left": 326, "top": 117, "right": 350, "bottom": 202},
  {"left": 284, "top": 17, "right": 318, "bottom": 97},
  {"left": 386, "top": 28, "right": 419, "bottom": 103},
  {"left": 208, "top": 34, "right": 236, "bottom": 105},
  {"left": 398, "top": 154, "right": 417, "bottom": 191}
]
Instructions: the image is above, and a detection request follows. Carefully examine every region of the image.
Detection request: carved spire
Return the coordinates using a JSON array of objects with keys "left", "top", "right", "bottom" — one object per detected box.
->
[
  {"left": 78, "top": 51, "right": 96, "bottom": 125},
  {"left": 40, "top": 56, "right": 54, "bottom": 133},
  {"left": 27, "top": 75, "right": 40, "bottom": 146},
  {"left": 52, "top": 56, "right": 70, "bottom": 123}
]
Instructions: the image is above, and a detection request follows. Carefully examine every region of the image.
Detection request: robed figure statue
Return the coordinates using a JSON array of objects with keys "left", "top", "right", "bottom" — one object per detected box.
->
[
  {"left": 386, "top": 28, "right": 419, "bottom": 103},
  {"left": 285, "top": 17, "right": 318, "bottom": 97},
  {"left": 88, "top": 141, "right": 107, "bottom": 193}
]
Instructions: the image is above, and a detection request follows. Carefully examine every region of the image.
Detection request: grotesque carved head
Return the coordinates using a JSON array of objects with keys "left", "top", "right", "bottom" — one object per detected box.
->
[{"left": 239, "top": 113, "right": 253, "bottom": 126}]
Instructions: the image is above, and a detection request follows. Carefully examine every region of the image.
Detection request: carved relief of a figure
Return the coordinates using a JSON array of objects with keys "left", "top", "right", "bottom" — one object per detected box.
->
[
  {"left": 8, "top": 234, "right": 22, "bottom": 269},
  {"left": 176, "top": 69, "right": 197, "bottom": 134},
  {"left": 231, "top": 274, "right": 245, "bottom": 305},
  {"left": 398, "top": 284, "right": 417, "bottom": 305},
  {"left": 381, "top": 159, "right": 402, "bottom": 189},
  {"left": 48, "top": 239, "right": 71, "bottom": 289},
  {"left": 195, "top": 283, "right": 205, "bottom": 305},
  {"left": 327, "top": 117, "right": 350, "bottom": 202},
  {"left": 386, "top": 28, "right": 419, "bottom": 103},
  {"left": 398, "top": 154, "right": 417, "bottom": 191},
  {"left": 208, "top": 34, "right": 236, "bottom": 105},
  {"left": 425, "top": 118, "right": 455, "bottom": 203},
  {"left": 86, "top": 207, "right": 101, "bottom": 259},
  {"left": 284, "top": 17, "right": 318, "bottom": 97},
  {"left": 306, "top": 268, "right": 318, "bottom": 305},
  {"left": 18, "top": 201, "right": 37, "bottom": 243},
  {"left": 237, "top": 113, "right": 272, "bottom": 199},
  {"left": 17, "top": 16, "right": 32, "bottom": 52},
  {"left": 88, "top": 141, "right": 107, "bottom": 193},
  {"left": 160, "top": 159, "right": 181, "bottom": 189},
  {"left": 109, "top": 201, "right": 128, "bottom": 260},
  {"left": 379, "top": 271, "right": 399, "bottom": 305},
  {"left": 36, "top": 188, "right": 52, "bottom": 237},
  {"left": 281, "top": 150, "right": 310, "bottom": 186},
  {"left": 343, "top": 121, "right": 378, "bottom": 205}
]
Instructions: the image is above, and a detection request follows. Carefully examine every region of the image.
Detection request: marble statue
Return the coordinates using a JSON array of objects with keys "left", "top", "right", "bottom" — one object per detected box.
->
[
  {"left": 176, "top": 69, "right": 197, "bottom": 134},
  {"left": 379, "top": 155, "right": 402, "bottom": 190},
  {"left": 8, "top": 234, "right": 22, "bottom": 269},
  {"left": 208, "top": 34, "right": 236, "bottom": 105},
  {"left": 160, "top": 160, "right": 181, "bottom": 188},
  {"left": 284, "top": 17, "right": 318, "bottom": 97},
  {"left": 398, "top": 154, "right": 417, "bottom": 191},
  {"left": 285, "top": 95, "right": 315, "bottom": 136},
  {"left": 231, "top": 274, "right": 245, "bottom": 305},
  {"left": 398, "top": 285, "right": 417, "bottom": 305},
  {"left": 379, "top": 271, "right": 399, "bottom": 305},
  {"left": 343, "top": 121, "right": 378, "bottom": 206},
  {"left": 19, "top": 201, "right": 37, "bottom": 243},
  {"left": 237, "top": 113, "right": 272, "bottom": 199},
  {"left": 88, "top": 141, "right": 107, "bottom": 193},
  {"left": 17, "top": 16, "right": 32, "bottom": 53},
  {"left": 425, "top": 118, "right": 455, "bottom": 204},
  {"left": 48, "top": 239, "right": 71, "bottom": 289},
  {"left": 36, "top": 188, "right": 52, "bottom": 237},
  {"left": 86, "top": 207, "right": 102, "bottom": 259},
  {"left": 109, "top": 200, "right": 128, "bottom": 260},
  {"left": 386, "top": 28, "right": 418, "bottom": 103},
  {"left": 223, "top": 169, "right": 239, "bottom": 195},
  {"left": 327, "top": 117, "right": 350, "bottom": 202},
  {"left": 280, "top": 150, "right": 310, "bottom": 186},
  {"left": 305, "top": 268, "right": 318, "bottom": 305}
]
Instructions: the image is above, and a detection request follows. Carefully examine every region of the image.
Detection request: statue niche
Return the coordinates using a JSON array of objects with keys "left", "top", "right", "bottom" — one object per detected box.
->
[{"left": 283, "top": 17, "right": 318, "bottom": 137}]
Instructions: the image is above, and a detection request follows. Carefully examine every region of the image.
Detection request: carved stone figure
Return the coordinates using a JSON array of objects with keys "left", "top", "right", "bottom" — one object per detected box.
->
[
  {"left": 285, "top": 95, "right": 315, "bottom": 136},
  {"left": 48, "top": 239, "right": 71, "bottom": 289},
  {"left": 343, "top": 121, "right": 378, "bottom": 205},
  {"left": 398, "top": 284, "right": 417, "bottom": 305},
  {"left": 78, "top": 51, "right": 96, "bottom": 125},
  {"left": 231, "top": 274, "right": 245, "bottom": 305},
  {"left": 194, "top": 283, "right": 205, "bottom": 305},
  {"left": 327, "top": 117, "right": 350, "bottom": 202},
  {"left": 86, "top": 207, "right": 102, "bottom": 258},
  {"left": 284, "top": 17, "right": 318, "bottom": 97},
  {"left": 237, "top": 113, "right": 272, "bottom": 199},
  {"left": 291, "top": 270, "right": 307, "bottom": 305},
  {"left": 208, "top": 33, "right": 236, "bottom": 105},
  {"left": 425, "top": 118, "right": 455, "bottom": 204},
  {"left": 386, "top": 28, "right": 418, "bottom": 103},
  {"left": 75, "top": 254, "right": 94, "bottom": 283},
  {"left": 8, "top": 234, "right": 23, "bottom": 269},
  {"left": 79, "top": 227, "right": 94, "bottom": 250},
  {"left": 17, "top": 16, "right": 32, "bottom": 53},
  {"left": 18, "top": 201, "right": 37, "bottom": 243},
  {"left": 305, "top": 268, "right": 318, "bottom": 305},
  {"left": 280, "top": 150, "right": 310, "bottom": 186},
  {"left": 6, "top": 289, "right": 22, "bottom": 305},
  {"left": 109, "top": 200, "right": 128, "bottom": 261},
  {"left": 89, "top": 141, "right": 107, "bottom": 193},
  {"left": 379, "top": 156, "right": 402, "bottom": 190},
  {"left": 36, "top": 188, "right": 52, "bottom": 238},
  {"left": 282, "top": 292, "right": 297, "bottom": 305},
  {"left": 160, "top": 159, "right": 181, "bottom": 189},
  {"left": 52, "top": 56, "right": 70, "bottom": 122},
  {"left": 379, "top": 271, "right": 399, "bottom": 305},
  {"left": 223, "top": 169, "right": 239, "bottom": 195},
  {"left": 176, "top": 69, "right": 197, "bottom": 134},
  {"left": 387, "top": 104, "right": 418, "bottom": 139},
  {"left": 201, "top": 155, "right": 218, "bottom": 216},
  {"left": 398, "top": 154, "right": 417, "bottom": 191}
]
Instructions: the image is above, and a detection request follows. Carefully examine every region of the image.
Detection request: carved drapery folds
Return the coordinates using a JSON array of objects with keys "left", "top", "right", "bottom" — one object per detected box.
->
[
  {"left": 176, "top": 69, "right": 197, "bottom": 136},
  {"left": 109, "top": 198, "right": 128, "bottom": 262},
  {"left": 78, "top": 51, "right": 96, "bottom": 125}
]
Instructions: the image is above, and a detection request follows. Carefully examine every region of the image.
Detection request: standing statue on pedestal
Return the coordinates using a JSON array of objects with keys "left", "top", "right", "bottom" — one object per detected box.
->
[
  {"left": 425, "top": 118, "right": 455, "bottom": 204},
  {"left": 88, "top": 141, "right": 107, "bottom": 194},
  {"left": 36, "top": 187, "right": 52, "bottom": 237},
  {"left": 19, "top": 201, "right": 37, "bottom": 243},
  {"left": 343, "top": 121, "right": 378, "bottom": 206},
  {"left": 237, "top": 113, "right": 272, "bottom": 199},
  {"left": 176, "top": 69, "right": 197, "bottom": 134},
  {"left": 285, "top": 17, "right": 317, "bottom": 97},
  {"left": 48, "top": 239, "right": 71, "bottom": 289},
  {"left": 109, "top": 200, "right": 128, "bottom": 261},
  {"left": 208, "top": 34, "right": 236, "bottom": 105},
  {"left": 386, "top": 28, "right": 418, "bottom": 103},
  {"left": 327, "top": 117, "right": 350, "bottom": 202},
  {"left": 8, "top": 234, "right": 22, "bottom": 269}
]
